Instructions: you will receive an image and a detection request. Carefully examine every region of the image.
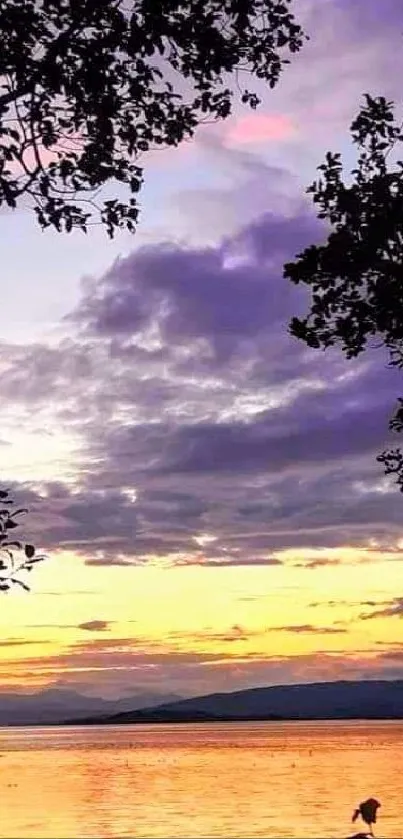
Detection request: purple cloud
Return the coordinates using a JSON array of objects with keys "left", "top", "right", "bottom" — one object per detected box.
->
[
  {"left": 1, "top": 637, "right": 401, "bottom": 697},
  {"left": 2, "top": 202, "right": 403, "bottom": 564},
  {"left": 72, "top": 212, "right": 322, "bottom": 365}
]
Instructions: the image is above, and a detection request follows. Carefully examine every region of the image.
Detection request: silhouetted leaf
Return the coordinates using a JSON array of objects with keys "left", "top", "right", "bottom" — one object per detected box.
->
[
  {"left": 0, "top": 490, "right": 45, "bottom": 592},
  {"left": 11, "top": 578, "right": 30, "bottom": 592}
]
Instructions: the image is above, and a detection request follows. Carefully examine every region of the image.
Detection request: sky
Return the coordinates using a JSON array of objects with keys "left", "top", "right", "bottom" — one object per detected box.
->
[{"left": 1, "top": 0, "right": 403, "bottom": 701}]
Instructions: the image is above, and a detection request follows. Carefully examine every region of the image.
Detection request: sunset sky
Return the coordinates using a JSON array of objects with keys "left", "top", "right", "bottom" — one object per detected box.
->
[{"left": 1, "top": 0, "right": 403, "bottom": 701}]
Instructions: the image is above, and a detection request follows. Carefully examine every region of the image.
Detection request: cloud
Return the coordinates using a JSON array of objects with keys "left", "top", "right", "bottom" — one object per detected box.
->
[
  {"left": 169, "top": 622, "right": 346, "bottom": 643},
  {"left": 71, "top": 211, "right": 321, "bottom": 359},
  {"left": 297, "top": 558, "right": 343, "bottom": 570},
  {"left": 78, "top": 620, "right": 110, "bottom": 632},
  {"left": 169, "top": 553, "right": 282, "bottom": 568},
  {"left": 360, "top": 598, "right": 403, "bottom": 621},
  {"left": 226, "top": 114, "right": 296, "bottom": 146},
  {"left": 174, "top": 624, "right": 257, "bottom": 644},
  {"left": 0, "top": 639, "right": 48, "bottom": 648},
  {"left": 269, "top": 624, "right": 347, "bottom": 635},
  {"left": 270, "top": 0, "right": 403, "bottom": 147},
  {"left": 165, "top": 133, "right": 303, "bottom": 244},
  {"left": 2, "top": 203, "right": 403, "bottom": 566},
  {"left": 0, "top": 636, "right": 401, "bottom": 697},
  {"left": 310, "top": 599, "right": 371, "bottom": 608}
]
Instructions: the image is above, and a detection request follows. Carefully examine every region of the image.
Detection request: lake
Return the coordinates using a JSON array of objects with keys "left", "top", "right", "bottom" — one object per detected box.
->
[{"left": 0, "top": 721, "right": 401, "bottom": 837}]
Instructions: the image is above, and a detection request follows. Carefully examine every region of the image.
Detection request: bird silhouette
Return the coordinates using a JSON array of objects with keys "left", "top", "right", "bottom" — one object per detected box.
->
[{"left": 352, "top": 798, "right": 381, "bottom": 836}]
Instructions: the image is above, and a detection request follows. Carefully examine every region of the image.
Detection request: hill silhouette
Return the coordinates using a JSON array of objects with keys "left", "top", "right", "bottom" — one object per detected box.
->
[
  {"left": 0, "top": 688, "right": 182, "bottom": 726},
  {"left": 67, "top": 679, "right": 403, "bottom": 725}
]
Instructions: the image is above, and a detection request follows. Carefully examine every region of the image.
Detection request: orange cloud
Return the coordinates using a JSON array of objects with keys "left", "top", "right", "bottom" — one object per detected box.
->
[{"left": 227, "top": 113, "right": 296, "bottom": 145}]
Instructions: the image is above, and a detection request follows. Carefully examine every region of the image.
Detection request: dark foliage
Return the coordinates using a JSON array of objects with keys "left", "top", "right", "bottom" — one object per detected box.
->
[
  {"left": 0, "top": 489, "right": 45, "bottom": 591},
  {"left": 0, "top": 0, "right": 305, "bottom": 236},
  {"left": 284, "top": 95, "right": 403, "bottom": 489}
]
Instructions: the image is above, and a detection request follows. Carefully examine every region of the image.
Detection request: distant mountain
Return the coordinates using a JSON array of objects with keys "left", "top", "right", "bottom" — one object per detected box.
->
[
  {"left": 72, "top": 680, "right": 403, "bottom": 725},
  {"left": 0, "top": 688, "right": 182, "bottom": 726}
]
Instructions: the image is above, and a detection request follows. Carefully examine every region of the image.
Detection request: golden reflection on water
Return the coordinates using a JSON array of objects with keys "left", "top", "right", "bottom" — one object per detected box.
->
[{"left": 0, "top": 721, "right": 402, "bottom": 838}]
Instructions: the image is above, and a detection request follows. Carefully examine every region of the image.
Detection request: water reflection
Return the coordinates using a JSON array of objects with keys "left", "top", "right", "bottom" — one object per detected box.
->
[{"left": 0, "top": 721, "right": 401, "bottom": 837}]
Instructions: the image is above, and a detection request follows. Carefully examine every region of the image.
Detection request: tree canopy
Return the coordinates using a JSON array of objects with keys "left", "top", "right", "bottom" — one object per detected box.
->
[
  {"left": 284, "top": 94, "right": 403, "bottom": 489},
  {"left": 0, "top": 0, "right": 305, "bottom": 237}
]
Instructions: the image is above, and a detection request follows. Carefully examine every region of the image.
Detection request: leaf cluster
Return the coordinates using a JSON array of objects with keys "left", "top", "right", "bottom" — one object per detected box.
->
[{"left": 0, "top": 489, "right": 45, "bottom": 592}]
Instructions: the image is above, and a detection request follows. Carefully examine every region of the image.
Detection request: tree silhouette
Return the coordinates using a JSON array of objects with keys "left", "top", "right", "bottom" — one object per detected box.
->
[
  {"left": 0, "top": 0, "right": 305, "bottom": 237},
  {"left": 284, "top": 94, "right": 403, "bottom": 490},
  {"left": 0, "top": 489, "right": 45, "bottom": 591}
]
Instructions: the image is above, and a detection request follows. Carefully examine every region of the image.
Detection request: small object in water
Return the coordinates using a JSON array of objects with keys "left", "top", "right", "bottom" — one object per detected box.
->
[{"left": 352, "top": 798, "right": 381, "bottom": 837}]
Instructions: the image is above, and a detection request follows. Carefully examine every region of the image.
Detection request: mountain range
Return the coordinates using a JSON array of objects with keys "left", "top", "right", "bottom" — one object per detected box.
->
[
  {"left": 0, "top": 688, "right": 182, "bottom": 726},
  {"left": 70, "top": 679, "right": 403, "bottom": 725},
  {"left": 1, "top": 680, "right": 403, "bottom": 727}
]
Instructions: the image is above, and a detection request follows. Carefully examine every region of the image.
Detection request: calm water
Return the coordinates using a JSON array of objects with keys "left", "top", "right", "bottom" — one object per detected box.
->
[{"left": 0, "top": 721, "right": 402, "bottom": 838}]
